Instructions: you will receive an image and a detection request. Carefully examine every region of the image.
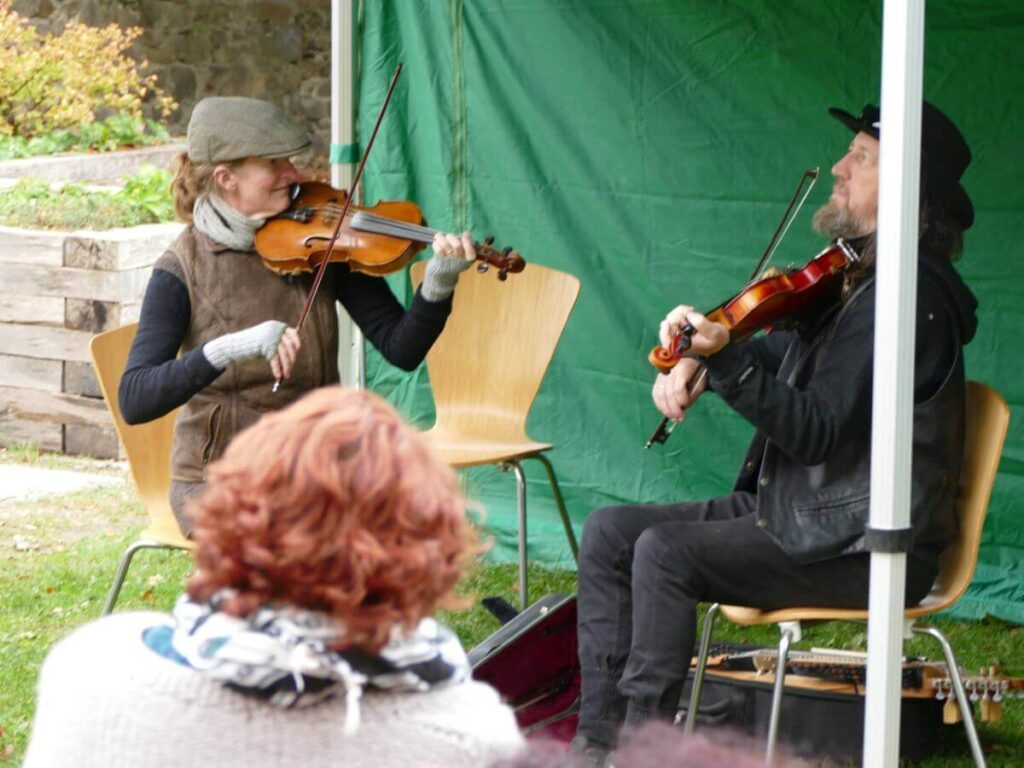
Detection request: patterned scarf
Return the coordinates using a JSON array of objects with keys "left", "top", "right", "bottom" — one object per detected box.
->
[
  {"left": 143, "top": 592, "right": 471, "bottom": 734},
  {"left": 192, "top": 194, "right": 266, "bottom": 251}
]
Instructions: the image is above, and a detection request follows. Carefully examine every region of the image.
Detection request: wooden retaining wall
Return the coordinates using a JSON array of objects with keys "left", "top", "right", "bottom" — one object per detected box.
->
[{"left": 0, "top": 223, "right": 184, "bottom": 458}]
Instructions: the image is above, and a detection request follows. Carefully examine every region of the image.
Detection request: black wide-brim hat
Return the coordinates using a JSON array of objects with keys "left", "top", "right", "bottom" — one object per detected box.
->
[{"left": 828, "top": 102, "right": 974, "bottom": 230}]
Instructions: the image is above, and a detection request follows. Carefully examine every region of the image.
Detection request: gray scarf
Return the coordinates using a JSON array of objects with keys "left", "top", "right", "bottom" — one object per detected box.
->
[{"left": 192, "top": 194, "right": 266, "bottom": 251}]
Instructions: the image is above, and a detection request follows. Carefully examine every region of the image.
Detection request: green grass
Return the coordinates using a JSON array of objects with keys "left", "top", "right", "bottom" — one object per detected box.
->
[{"left": 0, "top": 453, "right": 1021, "bottom": 766}]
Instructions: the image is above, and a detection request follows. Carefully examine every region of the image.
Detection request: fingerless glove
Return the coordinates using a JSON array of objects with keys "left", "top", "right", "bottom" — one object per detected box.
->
[{"left": 201, "top": 320, "right": 288, "bottom": 371}]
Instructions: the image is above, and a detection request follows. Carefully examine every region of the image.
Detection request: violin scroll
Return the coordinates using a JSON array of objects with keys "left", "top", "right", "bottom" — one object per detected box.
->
[
  {"left": 649, "top": 325, "right": 695, "bottom": 372},
  {"left": 475, "top": 235, "right": 526, "bottom": 281}
]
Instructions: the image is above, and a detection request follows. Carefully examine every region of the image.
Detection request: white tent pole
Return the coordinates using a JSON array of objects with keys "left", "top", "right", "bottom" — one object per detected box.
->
[
  {"left": 332, "top": 0, "right": 365, "bottom": 389},
  {"left": 862, "top": 1, "right": 925, "bottom": 766}
]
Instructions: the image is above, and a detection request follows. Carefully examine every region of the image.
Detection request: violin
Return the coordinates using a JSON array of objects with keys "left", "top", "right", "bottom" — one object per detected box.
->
[
  {"left": 255, "top": 181, "right": 526, "bottom": 279},
  {"left": 649, "top": 238, "right": 861, "bottom": 373},
  {"left": 644, "top": 238, "right": 860, "bottom": 448},
  {"left": 266, "top": 63, "right": 524, "bottom": 394}
]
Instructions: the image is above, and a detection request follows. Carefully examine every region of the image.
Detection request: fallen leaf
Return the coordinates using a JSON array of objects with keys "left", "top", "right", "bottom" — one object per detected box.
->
[{"left": 140, "top": 589, "right": 155, "bottom": 602}]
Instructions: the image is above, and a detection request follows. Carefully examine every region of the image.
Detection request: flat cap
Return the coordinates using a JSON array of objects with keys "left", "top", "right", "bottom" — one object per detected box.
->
[{"left": 187, "top": 97, "right": 312, "bottom": 164}]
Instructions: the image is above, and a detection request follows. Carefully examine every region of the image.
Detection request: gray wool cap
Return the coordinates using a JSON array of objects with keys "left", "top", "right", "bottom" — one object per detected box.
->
[{"left": 187, "top": 97, "right": 312, "bottom": 164}]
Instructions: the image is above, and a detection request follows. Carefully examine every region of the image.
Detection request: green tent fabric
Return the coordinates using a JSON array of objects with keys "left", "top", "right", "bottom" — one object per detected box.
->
[{"left": 355, "top": 1, "right": 1024, "bottom": 623}]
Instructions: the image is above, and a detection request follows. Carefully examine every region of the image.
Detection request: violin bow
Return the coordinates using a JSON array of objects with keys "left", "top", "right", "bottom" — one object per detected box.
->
[
  {"left": 273, "top": 62, "right": 404, "bottom": 393},
  {"left": 747, "top": 167, "right": 819, "bottom": 283},
  {"left": 645, "top": 167, "right": 820, "bottom": 448}
]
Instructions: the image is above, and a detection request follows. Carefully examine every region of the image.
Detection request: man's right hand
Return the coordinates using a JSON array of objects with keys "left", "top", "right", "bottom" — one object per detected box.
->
[{"left": 651, "top": 355, "right": 707, "bottom": 422}]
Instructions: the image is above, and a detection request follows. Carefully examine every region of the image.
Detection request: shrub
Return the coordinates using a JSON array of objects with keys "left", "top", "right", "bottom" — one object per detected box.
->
[
  {"left": 0, "top": 114, "right": 172, "bottom": 160},
  {"left": 0, "top": 164, "right": 174, "bottom": 230},
  {"left": 0, "top": 0, "right": 176, "bottom": 139}
]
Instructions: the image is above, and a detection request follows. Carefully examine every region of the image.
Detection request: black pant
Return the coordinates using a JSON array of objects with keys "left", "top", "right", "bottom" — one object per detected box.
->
[{"left": 575, "top": 492, "right": 939, "bottom": 747}]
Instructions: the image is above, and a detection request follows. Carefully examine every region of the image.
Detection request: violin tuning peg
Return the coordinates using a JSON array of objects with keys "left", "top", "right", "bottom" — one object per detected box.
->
[
  {"left": 484, "top": 235, "right": 495, "bottom": 246},
  {"left": 498, "top": 269, "right": 509, "bottom": 282},
  {"left": 502, "top": 246, "right": 512, "bottom": 255}
]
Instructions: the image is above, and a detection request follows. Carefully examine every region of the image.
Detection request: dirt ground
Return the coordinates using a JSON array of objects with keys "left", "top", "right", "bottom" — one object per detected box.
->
[{"left": 0, "top": 453, "right": 144, "bottom": 556}]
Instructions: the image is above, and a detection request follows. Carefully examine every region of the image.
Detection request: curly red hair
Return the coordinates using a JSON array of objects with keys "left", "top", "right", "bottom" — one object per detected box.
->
[{"left": 186, "top": 386, "right": 478, "bottom": 652}]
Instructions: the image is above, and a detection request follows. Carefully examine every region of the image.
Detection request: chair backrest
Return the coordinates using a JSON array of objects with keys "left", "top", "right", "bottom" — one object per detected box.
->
[
  {"left": 411, "top": 261, "right": 580, "bottom": 442},
  {"left": 923, "top": 380, "right": 1010, "bottom": 610},
  {"left": 89, "top": 323, "right": 187, "bottom": 545}
]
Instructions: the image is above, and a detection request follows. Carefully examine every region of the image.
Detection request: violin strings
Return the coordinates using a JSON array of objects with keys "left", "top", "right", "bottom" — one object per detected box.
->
[
  {"left": 314, "top": 204, "right": 437, "bottom": 244},
  {"left": 351, "top": 211, "right": 437, "bottom": 243}
]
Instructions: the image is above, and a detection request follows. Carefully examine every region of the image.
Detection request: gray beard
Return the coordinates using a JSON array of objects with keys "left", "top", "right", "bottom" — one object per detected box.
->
[{"left": 812, "top": 201, "right": 871, "bottom": 240}]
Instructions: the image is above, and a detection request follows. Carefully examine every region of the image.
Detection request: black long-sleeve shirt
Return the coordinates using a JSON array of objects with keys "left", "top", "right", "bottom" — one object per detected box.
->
[{"left": 119, "top": 264, "right": 451, "bottom": 424}]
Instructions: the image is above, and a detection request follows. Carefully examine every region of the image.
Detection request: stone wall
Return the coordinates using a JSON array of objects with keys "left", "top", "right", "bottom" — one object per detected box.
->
[{"left": 10, "top": 0, "right": 333, "bottom": 157}]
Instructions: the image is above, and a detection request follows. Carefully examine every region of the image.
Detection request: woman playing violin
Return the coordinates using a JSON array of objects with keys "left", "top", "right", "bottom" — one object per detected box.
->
[
  {"left": 118, "top": 96, "right": 476, "bottom": 532},
  {"left": 572, "top": 101, "right": 980, "bottom": 765}
]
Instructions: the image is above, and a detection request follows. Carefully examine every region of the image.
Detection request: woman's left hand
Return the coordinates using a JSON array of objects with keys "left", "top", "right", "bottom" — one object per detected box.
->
[
  {"left": 421, "top": 231, "right": 477, "bottom": 302},
  {"left": 431, "top": 231, "right": 477, "bottom": 264}
]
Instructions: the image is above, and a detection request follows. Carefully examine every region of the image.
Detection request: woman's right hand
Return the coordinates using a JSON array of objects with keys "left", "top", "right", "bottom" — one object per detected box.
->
[
  {"left": 201, "top": 320, "right": 301, "bottom": 377},
  {"left": 269, "top": 327, "right": 301, "bottom": 380}
]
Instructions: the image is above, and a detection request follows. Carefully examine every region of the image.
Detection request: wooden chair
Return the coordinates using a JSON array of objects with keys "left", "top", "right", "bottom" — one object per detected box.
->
[
  {"left": 90, "top": 323, "right": 193, "bottom": 615},
  {"left": 411, "top": 261, "right": 581, "bottom": 609},
  {"left": 686, "top": 381, "right": 1010, "bottom": 767}
]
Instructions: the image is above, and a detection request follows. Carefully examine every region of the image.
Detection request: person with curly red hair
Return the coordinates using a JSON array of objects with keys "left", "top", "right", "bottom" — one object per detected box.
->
[{"left": 24, "top": 387, "right": 523, "bottom": 768}]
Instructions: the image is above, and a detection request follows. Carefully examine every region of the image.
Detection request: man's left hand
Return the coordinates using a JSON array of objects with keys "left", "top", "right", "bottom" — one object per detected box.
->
[{"left": 659, "top": 304, "right": 730, "bottom": 357}]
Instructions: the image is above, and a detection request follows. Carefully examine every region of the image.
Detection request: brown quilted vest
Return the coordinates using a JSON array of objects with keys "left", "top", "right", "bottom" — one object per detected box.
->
[{"left": 163, "top": 227, "right": 339, "bottom": 482}]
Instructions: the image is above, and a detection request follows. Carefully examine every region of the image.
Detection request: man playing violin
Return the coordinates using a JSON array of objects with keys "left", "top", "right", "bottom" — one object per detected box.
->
[
  {"left": 119, "top": 97, "right": 477, "bottom": 532},
  {"left": 572, "top": 101, "right": 979, "bottom": 765}
]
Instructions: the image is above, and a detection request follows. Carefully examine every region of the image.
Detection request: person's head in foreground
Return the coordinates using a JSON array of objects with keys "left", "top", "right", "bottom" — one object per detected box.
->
[
  {"left": 24, "top": 387, "right": 525, "bottom": 768},
  {"left": 175, "top": 385, "right": 479, "bottom": 714},
  {"left": 188, "top": 384, "right": 475, "bottom": 652}
]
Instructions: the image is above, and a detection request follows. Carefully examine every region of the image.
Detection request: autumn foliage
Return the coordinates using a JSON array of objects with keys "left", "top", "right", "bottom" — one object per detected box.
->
[{"left": 0, "top": 0, "right": 175, "bottom": 138}]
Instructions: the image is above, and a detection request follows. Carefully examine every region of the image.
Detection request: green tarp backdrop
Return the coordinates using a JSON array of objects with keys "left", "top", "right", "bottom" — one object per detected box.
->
[{"left": 356, "top": 1, "right": 1023, "bottom": 623}]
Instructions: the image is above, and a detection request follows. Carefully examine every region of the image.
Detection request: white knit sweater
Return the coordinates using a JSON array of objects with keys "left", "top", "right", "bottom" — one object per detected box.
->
[{"left": 23, "top": 612, "right": 524, "bottom": 768}]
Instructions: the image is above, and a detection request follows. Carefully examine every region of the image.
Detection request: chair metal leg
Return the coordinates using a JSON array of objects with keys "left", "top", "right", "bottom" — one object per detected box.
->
[
  {"left": 765, "top": 625, "right": 795, "bottom": 764},
  {"left": 103, "top": 539, "right": 154, "bottom": 614},
  {"left": 913, "top": 626, "right": 987, "bottom": 768},
  {"left": 684, "top": 602, "right": 720, "bottom": 733},
  {"left": 500, "top": 460, "right": 530, "bottom": 611},
  {"left": 524, "top": 452, "right": 579, "bottom": 561},
  {"left": 102, "top": 540, "right": 185, "bottom": 615}
]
